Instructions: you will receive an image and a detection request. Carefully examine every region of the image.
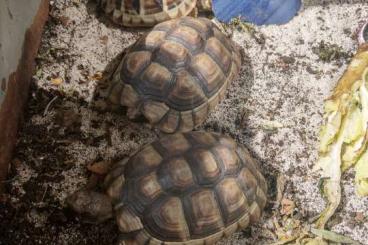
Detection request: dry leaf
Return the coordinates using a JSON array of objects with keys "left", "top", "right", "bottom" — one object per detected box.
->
[
  {"left": 51, "top": 77, "right": 63, "bottom": 86},
  {"left": 281, "top": 198, "right": 295, "bottom": 216},
  {"left": 275, "top": 174, "right": 287, "bottom": 209},
  {"left": 310, "top": 228, "right": 361, "bottom": 244},
  {"left": 90, "top": 72, "right": 103, "bottom": 81},
  {"left": 262, "top": 120, "right": 284, "bottom": 131}
]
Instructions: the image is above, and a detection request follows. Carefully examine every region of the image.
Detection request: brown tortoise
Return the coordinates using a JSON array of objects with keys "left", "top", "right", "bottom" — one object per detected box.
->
[
  {"left": 107, "top": 17, "right": 242, "bottom": 133},
  {"left": 67, "top": 131, "right": 268, "bottom": 244},
  {"left": 100, "top": 0, "right": 212, "bottom": 27}
]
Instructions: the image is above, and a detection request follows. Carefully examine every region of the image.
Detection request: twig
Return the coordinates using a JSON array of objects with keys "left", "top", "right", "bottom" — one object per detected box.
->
[
  {"left": 274, "top": 174, "right": 287, "bottom": 209},
  {"left": 41, "top": 184, "right": 49, "bottom": 202},
  {"left": 43, "top": 96, "right": 58, "bottom": 116}
]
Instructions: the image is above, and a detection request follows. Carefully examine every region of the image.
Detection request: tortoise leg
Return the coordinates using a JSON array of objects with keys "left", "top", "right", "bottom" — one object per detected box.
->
[
  {"left": 211, "top": 18, "right": 233, "bottom": 38},
  {"left": 92, "top": 45, "right": 133, "bottom": 111},
  {"left": 119, "top": 239, "right": 137, "bottom": 245},
  {"left": 66, "top": 190, "right": 113, "bottom": 223},
  {"left": 103, "top": 159, "right": 127, "bottom": 186},
  {"left": 116, "top": 235, "right": 138, "bottom": 245}
]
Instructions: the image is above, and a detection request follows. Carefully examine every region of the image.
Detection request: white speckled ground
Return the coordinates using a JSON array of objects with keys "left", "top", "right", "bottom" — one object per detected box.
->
[{"left": 7, "top": 0, "right": 368, "bottom": 244}]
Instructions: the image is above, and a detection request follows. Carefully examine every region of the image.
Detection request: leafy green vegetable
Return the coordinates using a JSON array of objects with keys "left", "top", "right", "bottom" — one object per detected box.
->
[
  {"left": 310, "top": 228, "right": 360, "bottom": 244},
  {"left": 273, "top": 44, "right": 368, "bottom": 245},
  {"left": 355, "top": 146, "right": 368, "bottom": 196},
  {"left": 315, "top": 45, "right": 368, "bottom": 229}
]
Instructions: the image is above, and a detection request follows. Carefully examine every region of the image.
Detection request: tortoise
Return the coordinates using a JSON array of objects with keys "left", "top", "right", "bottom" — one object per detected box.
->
[
  {"left": 67, "top": 131, "right": 268, "bottom": 244},
  {"left": 106, "top": 17, "right": 242, "bottom": 133},
  {"left": 100, "top": 0, "right": 212, "bottom": 27}
]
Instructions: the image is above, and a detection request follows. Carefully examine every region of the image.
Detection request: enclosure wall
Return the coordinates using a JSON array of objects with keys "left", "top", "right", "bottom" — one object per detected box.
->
[{"left": 0, "top": 0, "right": 49, "bottom": 192}]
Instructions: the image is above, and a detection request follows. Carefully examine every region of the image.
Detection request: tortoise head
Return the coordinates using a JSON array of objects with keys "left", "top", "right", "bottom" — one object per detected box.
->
[
  {"left": 66, "top": 189, "right": 113, "bottom": 223},
  {"left": 198, "top": 0, "right": 212, "bottom": 12}
]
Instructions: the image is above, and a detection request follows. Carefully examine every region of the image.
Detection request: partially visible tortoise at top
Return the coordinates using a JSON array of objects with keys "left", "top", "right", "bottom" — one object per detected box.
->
[
  {"left": 67, "top": 131, "right": 268, "bottom": 244},
  {"left": 100, "top": 0, "right": 212, "bottom": 27},
  {"left": 107, "top": 17, "right": 242, "bottom": 133}
]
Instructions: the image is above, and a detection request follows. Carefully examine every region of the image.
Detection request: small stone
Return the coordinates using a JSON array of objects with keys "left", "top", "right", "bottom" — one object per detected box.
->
[
  {"left": 58, "top": 16, "right": 70, "bottom": 27},
  {"left": 355, "top": 212, "right": 365, "bottom": 223},
  {"left": 100, "top": 35, "right": 109, "bottom": 45},
  {"left": 280, "top": 56, "right": 295, "bottom": 64}
]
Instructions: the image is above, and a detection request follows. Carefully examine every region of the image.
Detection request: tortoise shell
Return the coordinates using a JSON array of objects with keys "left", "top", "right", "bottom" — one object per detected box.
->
[
  {"left": 104, "top": 131, "right": 267, "bottom": 244},
  {"left": 100, "top": 0, "right": 197, "bottom": 27},
  {"left": 107, "top": 17, "right": 242, "bottom": 133}
]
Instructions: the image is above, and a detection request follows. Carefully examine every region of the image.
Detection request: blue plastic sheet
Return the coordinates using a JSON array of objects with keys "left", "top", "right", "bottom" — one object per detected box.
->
[{"left": 212, "top": 0, "right": 302, "bottom": 25}]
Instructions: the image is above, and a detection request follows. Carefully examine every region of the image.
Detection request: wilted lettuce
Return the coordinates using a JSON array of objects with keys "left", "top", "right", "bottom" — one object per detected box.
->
[
  {"left": 271, "top": 46, "right": 368, "bottom": 245},
  {"left": 315, "top": 45, "right": 368, "bottom": 229}
]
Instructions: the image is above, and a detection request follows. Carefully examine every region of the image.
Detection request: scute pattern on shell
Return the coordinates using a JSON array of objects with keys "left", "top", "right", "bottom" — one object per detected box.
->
[
  {"left": 108, "top": 17, "right": 242, "bottom": 133},
  {"left": 100, "top": 0, "right": 197, "bottom": 27},
  {"left": 105, "top": 132, "right": 267, "bottom": 244}
]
